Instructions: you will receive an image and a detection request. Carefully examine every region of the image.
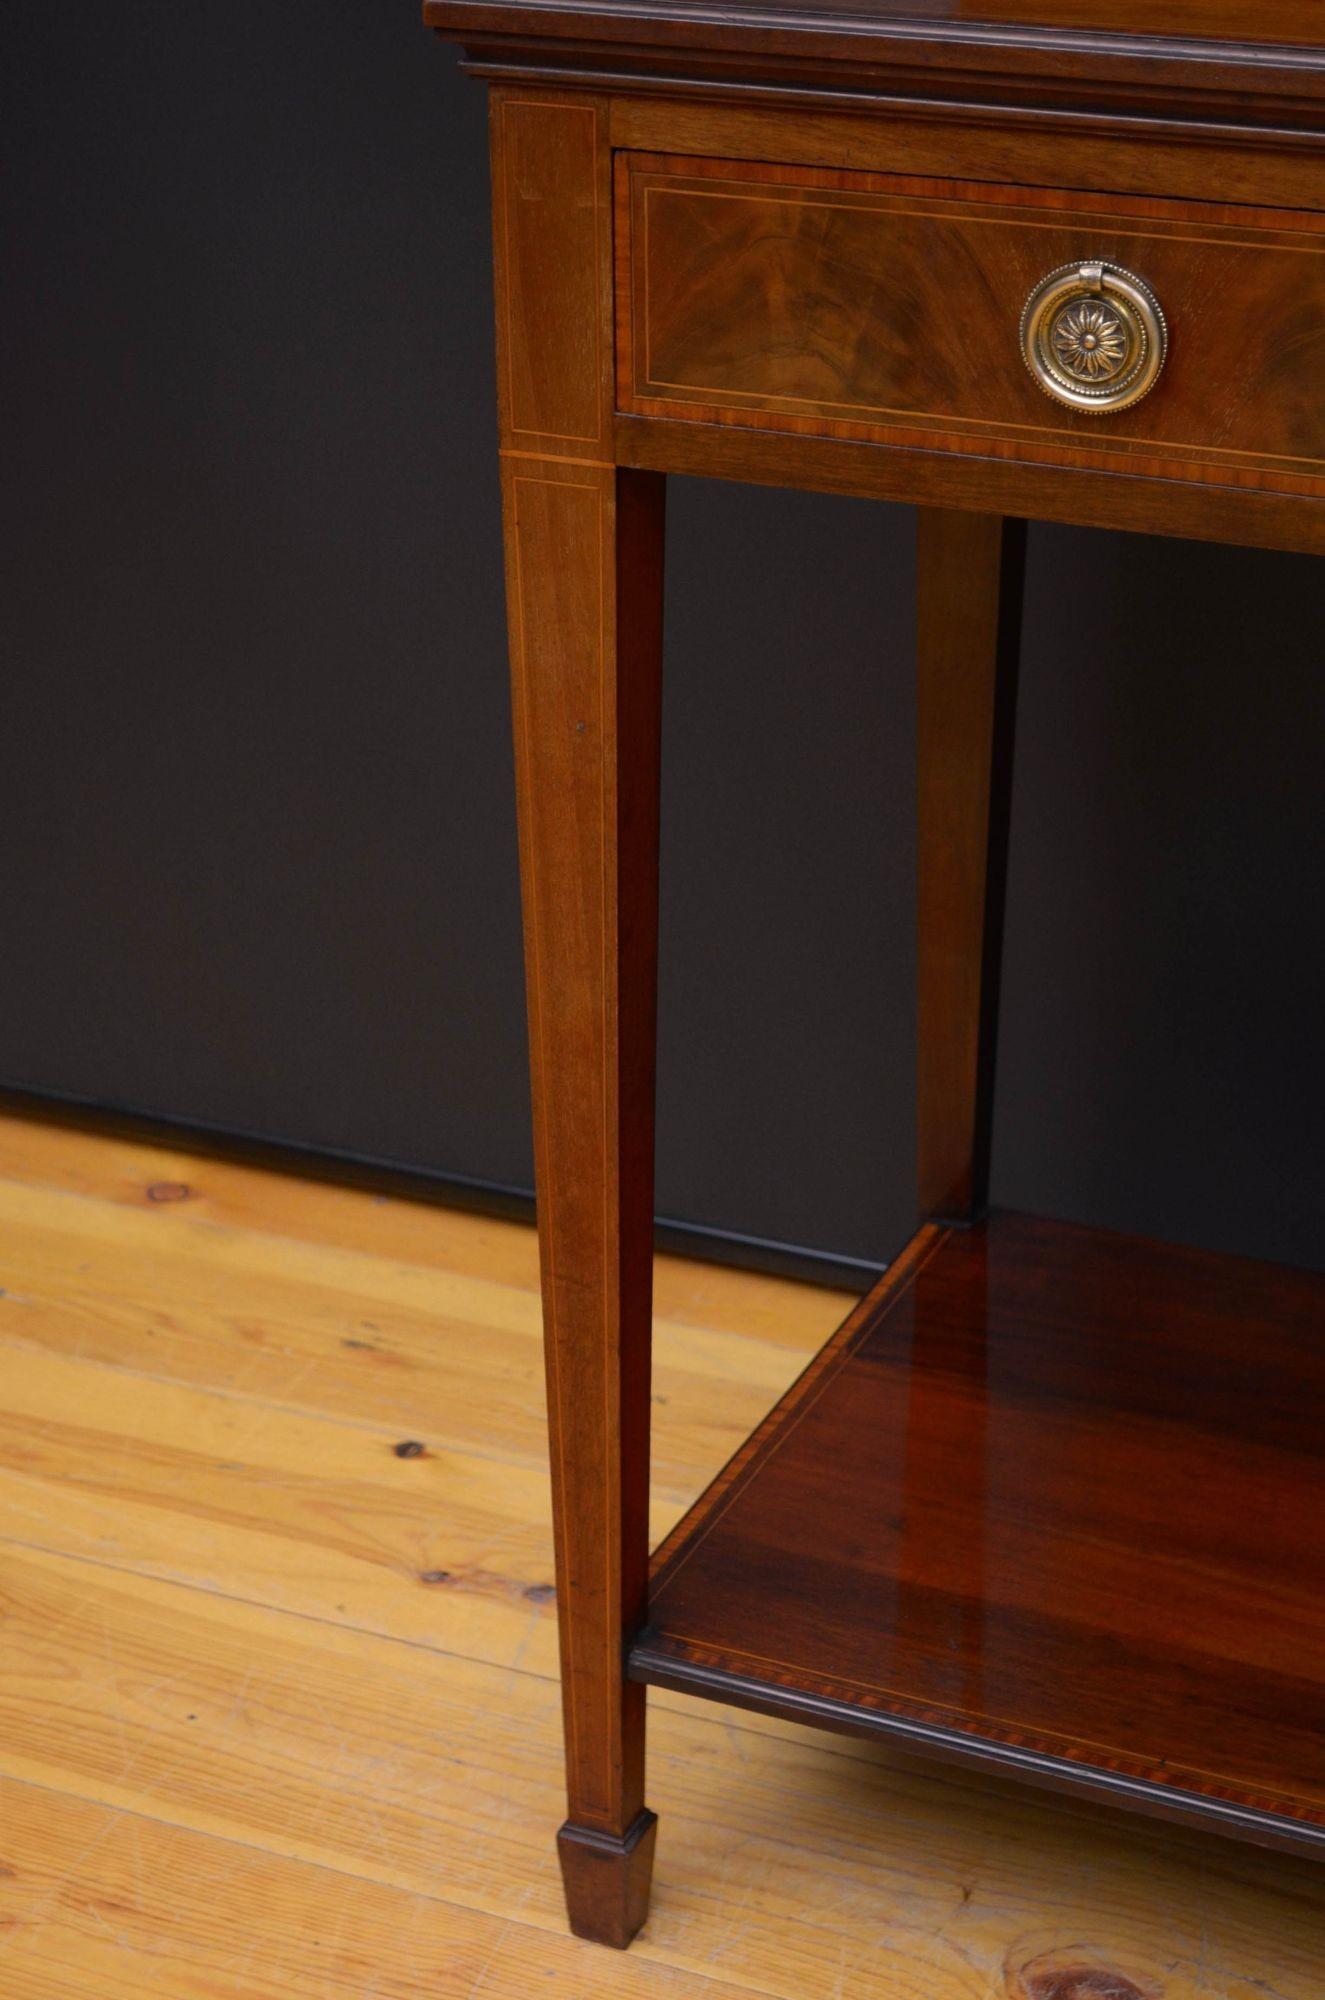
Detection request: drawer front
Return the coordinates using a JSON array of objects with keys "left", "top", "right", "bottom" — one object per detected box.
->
[{"left": 615, "top": 153, "right": 1325, "bottom": 495}]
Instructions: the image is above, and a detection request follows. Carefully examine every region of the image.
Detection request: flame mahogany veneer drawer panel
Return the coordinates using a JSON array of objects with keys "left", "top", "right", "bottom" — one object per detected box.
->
[{"left": 615, "top": 152, "right": 1325, "bottom": 495}]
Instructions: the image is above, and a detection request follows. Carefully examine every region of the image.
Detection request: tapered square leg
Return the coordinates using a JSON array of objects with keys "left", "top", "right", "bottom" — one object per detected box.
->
[
  {"left": 491, "top": 89, "right": 666, "bottom": 1951},
  {"left": 916, "top": 508, "right": 1027, "bottom": 1224},
  {"left": 557, "top": 1808, "right": 659, "bottom": 1948},
  {"left": 501, "top": 451, "right": 664, "bottom": 1938}
]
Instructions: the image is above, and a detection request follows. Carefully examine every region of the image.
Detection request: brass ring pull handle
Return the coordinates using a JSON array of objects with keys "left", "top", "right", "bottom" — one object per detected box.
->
[{"left": 1021, "top": 261, "right": 1168, "bottom": 414}]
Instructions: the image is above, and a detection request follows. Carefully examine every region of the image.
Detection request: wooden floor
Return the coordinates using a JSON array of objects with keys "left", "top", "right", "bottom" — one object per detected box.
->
[{"left": 0, "top": 1113, "right": 1320, "bottom": 1999}]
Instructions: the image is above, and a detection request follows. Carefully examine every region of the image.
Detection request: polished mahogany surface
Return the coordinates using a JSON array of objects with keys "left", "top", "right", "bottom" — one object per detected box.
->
[
  {"left": 617, "top": 152, "right": 1325, "bottom": 495},
  {"left": 425, "top": 0, "right": 1325, "bottom": 114},
  {"left": 639, "top": 0, "right": 1323, "bottom": 35},
  {"left": 438, "top": 0, "right": 1324, "bottom": 41},
  {"left": 424, "top": 0, "right": 1325, "bottom": 1935},
  {"left": 632, "top": 1212, "right": 1325, "bottom": 1851},
  {"left": 422, "top": 0, "right": 1325, "bottom": 51}
]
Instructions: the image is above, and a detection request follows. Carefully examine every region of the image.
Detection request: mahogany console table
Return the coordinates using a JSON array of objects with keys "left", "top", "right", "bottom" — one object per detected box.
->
[{"left": 421, "top": 0, "right": 1325, "bottom": 1949}]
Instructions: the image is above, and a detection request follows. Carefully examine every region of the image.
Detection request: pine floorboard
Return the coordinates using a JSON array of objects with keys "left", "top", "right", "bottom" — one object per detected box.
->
[{"left": 0, "top": 1109, "right": 1321, "bottom": 1999}]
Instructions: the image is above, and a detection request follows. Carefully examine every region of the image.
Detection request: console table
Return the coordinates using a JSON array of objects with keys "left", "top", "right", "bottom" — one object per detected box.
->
[{"left": 420, "top": 0, "right": 1325, "bottom": 1949}]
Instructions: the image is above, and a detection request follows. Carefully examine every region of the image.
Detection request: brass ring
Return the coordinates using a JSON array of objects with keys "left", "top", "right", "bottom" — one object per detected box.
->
[{"left": 1021, "top": 261, "right": 1168, "bottom": 415}]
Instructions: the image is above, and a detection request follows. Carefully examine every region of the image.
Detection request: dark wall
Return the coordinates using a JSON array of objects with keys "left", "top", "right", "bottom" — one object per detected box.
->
[{"left": 3, "top": 8, "right": 1321, "bottom": 1275}]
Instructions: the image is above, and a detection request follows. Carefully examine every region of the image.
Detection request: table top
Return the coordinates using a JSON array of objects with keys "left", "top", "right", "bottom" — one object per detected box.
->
[
  {"left": 429, "top": 0, "right": 1324, "bottom": 49},
  {"left": 423, "top": 0, "right": 1325, "bottom": 108},
  {"left": 736, "top": 1, "right": 1322, "bottom": 41}
]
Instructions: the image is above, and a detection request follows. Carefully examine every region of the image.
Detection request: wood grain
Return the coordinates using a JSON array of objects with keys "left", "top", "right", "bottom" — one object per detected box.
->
[
  {"left": 637, "top": 1212, "right": 1325, "bottom": 1852},
  {"left": 0, "top": 1541, "right": 1322, "bottom": 1998},
  {"left": 618, "top": 152, "right": 1325, "bottom": 495},
  {"left": 491, "top": 92, "right": 609, "bottom": 456},
  {"left": 0, "top": 1339, "right": 573, "bottom": 1678},
  {"left": 450, "top": 0, "right": 1325, "bottom": 48},
  {"left": 500, "top": 448, "right": 667, "bottom": 1934},
  {"left": 616, "top": 407, "right": 1325, "bottom": 553},
  {"left": 0, "top": 1133, "right": 833, "bottom": 1744},
  {"left": 488, "top": 50, "right": 1325, "bottom": 1918},
  {"left": 3, "top": 1119, "right": 1325, "bottom": 1996},
  {"left": 0, "top": 1317, "right": 838, "bottom": 1758},
  {"left": 0, "top": 1103, "right": 851, "bottom": 1348},
  {"left": 492, "top": 75, "right": 673, "bottom": 1940},
  {"left": 428, "top": 0, "right": 1325, "bottom": 135},
  {"left": 0, "top": 1780, "right": 754, "bottom": 2000},
  {"left": 0, "top": 1172, "right": 822, "bottom": 1501},
  {"left": 608, "top": 96, "right": 1325, "bottom": 212}
]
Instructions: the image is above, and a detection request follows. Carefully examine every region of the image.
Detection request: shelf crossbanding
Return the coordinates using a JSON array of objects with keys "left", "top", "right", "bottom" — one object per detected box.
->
[{"left": 631, "top": 1211, "right": 1325, "bottom": 1856}]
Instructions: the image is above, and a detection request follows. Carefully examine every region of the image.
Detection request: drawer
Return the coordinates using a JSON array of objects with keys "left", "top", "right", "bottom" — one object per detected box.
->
[{"left": 615, "top": 152, "right": 1325, "bottom": 495}]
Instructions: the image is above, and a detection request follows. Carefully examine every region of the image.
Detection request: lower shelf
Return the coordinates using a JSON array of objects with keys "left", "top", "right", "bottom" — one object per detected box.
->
[{"left": 630, "top": 1211, "right": 1325, "bottom": 1855}]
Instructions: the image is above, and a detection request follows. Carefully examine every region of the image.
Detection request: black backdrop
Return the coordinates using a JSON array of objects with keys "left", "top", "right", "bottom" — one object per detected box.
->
[{"left": 3, "top": 7, "right": 1321, "bottom": 1277}]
